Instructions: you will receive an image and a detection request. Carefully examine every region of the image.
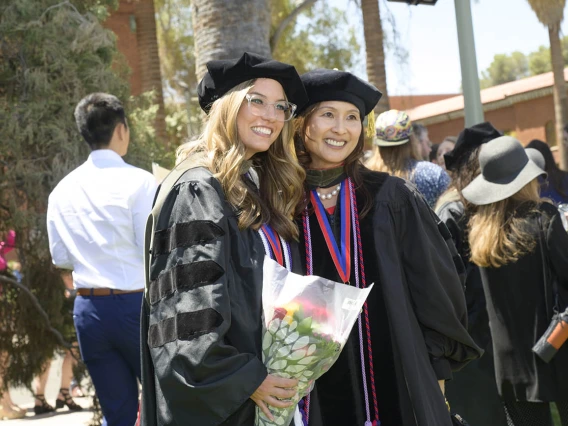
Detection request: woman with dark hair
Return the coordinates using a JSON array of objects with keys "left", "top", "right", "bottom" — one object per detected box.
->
[
  {"left": 464, "top": 136, "right": 568, "bottom": 426},
  {"left": 293, "top": 69, "right": 482, "bottom": 426},
  {"left": 435, "top": 122, "right": 508, "bottom": 426},
  {"left": 429, "top": 143, "right": 440, "bottom": 162},
  {"left": 525, "top": 139, "right": 568, "bottom": 204},
  {"left": 140, "top": 52, "right": 308, "bottom": 426}
]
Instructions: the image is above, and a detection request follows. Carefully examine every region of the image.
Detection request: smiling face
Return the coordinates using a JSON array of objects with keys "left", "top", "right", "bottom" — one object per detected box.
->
[
  {"left": 303, "top": 101, "right": 362, "bottom": 169},
  {"left": 236, "top": 78, "right": 286, "bottom": 159}
]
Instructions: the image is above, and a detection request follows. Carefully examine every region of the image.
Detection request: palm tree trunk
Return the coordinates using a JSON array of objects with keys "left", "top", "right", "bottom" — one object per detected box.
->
[
  {"left": 135, "top": 0, "right": 167, "bottom": 145},
  {"left": 362, "top": 0, "right": 390, "bottom": 114},
  {"left": 192, "top": 0, "right": 271, "bottom": 81},
  {"left": 549, "top": 24, "right": 568, "bottom": 169}
]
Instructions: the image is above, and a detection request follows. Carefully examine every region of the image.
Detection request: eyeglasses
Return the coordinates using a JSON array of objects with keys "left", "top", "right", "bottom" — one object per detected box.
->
[{"left": 245, "top": 94, "right": 297, "bottom": 122}]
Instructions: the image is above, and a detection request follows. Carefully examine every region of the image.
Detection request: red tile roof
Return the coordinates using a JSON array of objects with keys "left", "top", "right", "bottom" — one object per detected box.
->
[{"left": 407, "top": 69, "right": 568, "bottom": 121}]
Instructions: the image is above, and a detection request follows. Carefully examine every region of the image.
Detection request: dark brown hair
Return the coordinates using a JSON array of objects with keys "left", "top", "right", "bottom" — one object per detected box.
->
[
  {"left": 294, "top": 103, "right": 373, "bottom": 218},
  {"left": 526, "top": 139, "right": 568, "bottom": 198}
]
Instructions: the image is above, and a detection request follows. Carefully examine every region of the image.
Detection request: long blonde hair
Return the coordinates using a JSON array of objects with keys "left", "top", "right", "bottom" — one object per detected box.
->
[
  {"left": 468, "top": 179, "right": 541, "bottom": 268},
  {"left": 365, "top": 134, "right": 421, "bottom": 179},
  {"left": 176, "top": 80, "right": 305, "bottom": 241}
]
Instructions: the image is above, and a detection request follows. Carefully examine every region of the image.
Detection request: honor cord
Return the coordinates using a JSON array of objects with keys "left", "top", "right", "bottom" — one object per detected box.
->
[
  {"left": 302, "top": 178, "right": 379, "bottom": 426},
  {"left": 350, "top": 178, "right": 379, "bottom": 426},
  {"left": 259, "top": 225, "right": 291, "bottom": 271}
]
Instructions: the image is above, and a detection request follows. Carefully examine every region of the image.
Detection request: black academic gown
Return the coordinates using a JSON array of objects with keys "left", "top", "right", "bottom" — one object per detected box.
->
[
  {"left": 299, "top": 170, "right": 482, "bottom": 426},
  {"left": 437, "top": 194, "right": 508, "bottom": 426},
  {"left": 140, "top": 167, "right": 268, "bottom": 426},
  {"left": 479, "top": 202, "right": 568, "bottom": 403}
]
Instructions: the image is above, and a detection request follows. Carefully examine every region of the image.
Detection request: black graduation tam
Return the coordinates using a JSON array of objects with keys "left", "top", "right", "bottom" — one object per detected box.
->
[
  {"left": 299, "top": 69, "right": 382, "bottom": 117},
  {"left": 197, "top": 52, "right": 308, "bottom": 113},
  {"left": 444, "top": 122, "right": 503, "bottom": 171}
]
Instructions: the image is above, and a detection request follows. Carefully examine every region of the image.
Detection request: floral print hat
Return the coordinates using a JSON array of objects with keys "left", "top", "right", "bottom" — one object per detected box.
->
[{"left": 374, "top": 109, "right": 413, "bottom": 147}]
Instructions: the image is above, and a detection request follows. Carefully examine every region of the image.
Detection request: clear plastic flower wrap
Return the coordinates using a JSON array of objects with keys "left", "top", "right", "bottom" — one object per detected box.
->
[{"left": 255, "top": 258, "right": 373, "bottom": 426}]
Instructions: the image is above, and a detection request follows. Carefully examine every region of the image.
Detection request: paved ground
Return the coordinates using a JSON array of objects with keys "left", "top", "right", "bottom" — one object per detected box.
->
[{"left": 2, "top": 354, "right": 96, "bottom": 425}]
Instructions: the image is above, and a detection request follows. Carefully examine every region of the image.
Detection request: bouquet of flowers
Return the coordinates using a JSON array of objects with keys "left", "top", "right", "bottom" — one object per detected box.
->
[{"left": 255, "top": 258, "right": 373, "bottom": 426}]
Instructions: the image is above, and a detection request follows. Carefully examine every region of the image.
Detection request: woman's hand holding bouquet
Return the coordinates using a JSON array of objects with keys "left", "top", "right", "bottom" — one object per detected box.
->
[{"left": 255, "top": 258, "right": 372, "bottom": 426}]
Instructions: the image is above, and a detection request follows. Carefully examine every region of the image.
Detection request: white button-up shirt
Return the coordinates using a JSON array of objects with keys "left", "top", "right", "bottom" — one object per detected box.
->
[{"left": 47, "top": 150, "right": 158, "bottom": 290}]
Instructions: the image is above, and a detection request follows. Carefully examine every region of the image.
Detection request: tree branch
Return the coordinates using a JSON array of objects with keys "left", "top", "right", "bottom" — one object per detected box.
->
[
  {"left": 270, "top": 0, "right": 318, "bottom": 52},
  {"left": 0, "top": 274, "right": 73, "bottom": 351}
]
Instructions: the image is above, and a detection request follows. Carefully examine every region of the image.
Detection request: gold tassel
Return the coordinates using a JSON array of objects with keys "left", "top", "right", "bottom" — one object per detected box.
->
[{"left": 366, "top": 110, "right": 376, "bottom": 139}]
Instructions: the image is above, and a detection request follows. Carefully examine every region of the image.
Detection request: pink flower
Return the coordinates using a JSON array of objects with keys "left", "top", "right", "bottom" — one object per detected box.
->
[{"left": 272, "top": 307, "right": 287, "bottom": 321}]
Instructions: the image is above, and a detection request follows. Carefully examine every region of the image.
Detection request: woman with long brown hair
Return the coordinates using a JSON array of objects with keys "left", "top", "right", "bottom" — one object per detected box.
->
[
  {"left": 293, "top": 69, "right": 481, "bottom": 426},
  {"left": 464, "top": 136, "right": 568, "bottom": 426},
  {"left": 140, "top": 52, "right": 308, "bottom": 426}
]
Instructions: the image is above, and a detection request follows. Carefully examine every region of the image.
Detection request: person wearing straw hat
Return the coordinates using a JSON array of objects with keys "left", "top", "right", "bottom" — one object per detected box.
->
[
  {"left": 140, "top": 52, "right": 308, "bottom": 426},
  {"left": 464, "top": 136, "right": 568, "bottom": 426},
  {"left": 366, "top": 110, "right": 450, "bottom": 208},
  {"left": 293, "top": 69, "right": 482, "bottom": 426}
]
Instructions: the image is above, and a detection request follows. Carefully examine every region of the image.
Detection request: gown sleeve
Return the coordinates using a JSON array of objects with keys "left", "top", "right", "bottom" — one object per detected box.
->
[
  {"left": 435, "top": 199, "right": 464, "bottom": 257},
  {"left": 393, "top": 181, "right": 482, "bottom": 380},
  {"left": 140, "top": 297, "right": 157, "bottom": 426},
  {"left": 142, "top": 170, "right": 267, "bottom": 426},
  {"left": 436, "top": 199, "right": 490, "bottom": 349}
]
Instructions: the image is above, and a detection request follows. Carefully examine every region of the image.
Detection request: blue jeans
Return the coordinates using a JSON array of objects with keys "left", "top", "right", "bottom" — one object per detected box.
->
[{"left": 74, "top": 292, "right": 142, "bottom": 426}]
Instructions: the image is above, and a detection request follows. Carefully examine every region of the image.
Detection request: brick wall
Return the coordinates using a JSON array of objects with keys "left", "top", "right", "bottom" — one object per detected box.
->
[
  {"left": 423, "top": 94, "right": 556, "bottom": 147},
  {"left": 513, "top": 97, "right": 553, "bottom": 144},
  {"left": 103, "top": 1, "right": 142, "bottom": 95},
  {"left": 103, "top": 0, "right": 167, "bottom": 143}
]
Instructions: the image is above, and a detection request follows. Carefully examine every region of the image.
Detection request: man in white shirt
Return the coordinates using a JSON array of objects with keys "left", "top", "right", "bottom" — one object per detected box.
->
[{"left": 47, "top": 93, "right": 157, "bottom": 426}]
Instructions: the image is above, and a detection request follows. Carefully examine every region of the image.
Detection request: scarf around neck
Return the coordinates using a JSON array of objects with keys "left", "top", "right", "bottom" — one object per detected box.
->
[{"left": 305, "top": 166, "right": 346, "bottom": 189}]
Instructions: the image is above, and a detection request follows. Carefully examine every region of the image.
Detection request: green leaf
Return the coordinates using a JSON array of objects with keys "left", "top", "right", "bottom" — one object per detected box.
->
[{"left": 295, "top": 316, "right": 313, "bottom": 335}]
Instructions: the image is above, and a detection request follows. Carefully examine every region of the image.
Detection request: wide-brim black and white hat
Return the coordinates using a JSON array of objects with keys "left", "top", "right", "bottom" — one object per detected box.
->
[
  {"left": 462, "top": 136, "right": 547, "bottom": 205},
  {"left": 525, "top": 147, "right": 546, "bottom": 171}
]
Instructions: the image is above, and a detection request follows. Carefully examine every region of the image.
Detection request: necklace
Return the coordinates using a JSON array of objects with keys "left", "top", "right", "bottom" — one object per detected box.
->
[{"left": 316, "top": 183, "right": 341, "bottom": 200}]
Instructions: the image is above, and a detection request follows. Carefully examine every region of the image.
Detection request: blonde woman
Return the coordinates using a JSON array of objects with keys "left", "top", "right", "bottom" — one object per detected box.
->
[
  {"left": 464, "top": 136, "right": 568, "bottom": 426},
  {"left": 366, "top": 110, "right": 450, "bottom": 208},
  {"left": 140, "top": 53, "right": 308, "bottom": 426}
]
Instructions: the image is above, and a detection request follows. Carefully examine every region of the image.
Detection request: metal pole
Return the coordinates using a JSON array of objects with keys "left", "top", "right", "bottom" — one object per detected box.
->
[{"left": 454, "top": 0, "right": 484, "bottom": 126}]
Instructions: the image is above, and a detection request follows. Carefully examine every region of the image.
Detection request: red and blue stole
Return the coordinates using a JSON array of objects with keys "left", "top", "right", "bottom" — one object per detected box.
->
[
  {"left": 260, "top": 223, "right": 285, "bottom": 267},
  {"left": 309, "top": 179, "right": 351, "bottom": 283}
]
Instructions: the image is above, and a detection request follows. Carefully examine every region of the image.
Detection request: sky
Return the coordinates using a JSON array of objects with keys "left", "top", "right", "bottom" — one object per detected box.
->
[{"left": 331, "top": 0, "right": 568, "bottom": 95}]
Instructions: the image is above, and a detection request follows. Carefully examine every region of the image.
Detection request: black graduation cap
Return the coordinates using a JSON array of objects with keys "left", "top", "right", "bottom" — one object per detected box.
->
[
  {"left": 444, "top": 122, "right": 503, "bottom": 171},
  {"left": 299, "top": 69, "right": 382, "bottom": 117},
  {"left": 197, "top": 52, "right": 308, "bottom": 113}
]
